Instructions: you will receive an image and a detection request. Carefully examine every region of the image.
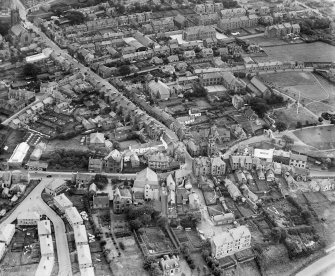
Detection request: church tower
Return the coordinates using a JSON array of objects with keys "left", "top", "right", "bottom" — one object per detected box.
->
[{"left": 10, "top": 8, "right": 20, "bottom": 27}]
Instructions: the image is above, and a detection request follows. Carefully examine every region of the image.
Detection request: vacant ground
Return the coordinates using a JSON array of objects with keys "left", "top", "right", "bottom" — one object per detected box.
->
[
  {"left": 45, "top": 136, "right": 89, "bottom": 153},
  {"left": 254, "top": 42, "right": 335, "bottom": 62},
  {"left": 293, "top": 125, "right": 335, "bottom": 150},
  {"left": 273, "top": 106, "right": 318, "bottom": 129},
  {"left": 110, "top": 236, "right": 148, "bottom": 276}
]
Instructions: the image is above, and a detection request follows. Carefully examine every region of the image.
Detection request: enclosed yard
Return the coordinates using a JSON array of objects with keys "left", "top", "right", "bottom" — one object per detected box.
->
[
  {"left": 137, "top": 227, "right": 176, "bottom": 256},
  {"left": 172, "top": 228, "right": 202, "bottom": 250}
]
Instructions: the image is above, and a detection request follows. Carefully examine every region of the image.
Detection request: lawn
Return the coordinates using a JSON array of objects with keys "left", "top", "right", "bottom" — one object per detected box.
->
[
  {"left": 254, "top": 42, "right": 335, "bottom": 62},
  {"left": 261, "top": 72, "right": 335, "bottom": 116},
  {"left": 293, "top": 125, "right": 335, "bottom": 150},
  {"left": 273, "top": 106, "right": 318, "bottom": 129}
]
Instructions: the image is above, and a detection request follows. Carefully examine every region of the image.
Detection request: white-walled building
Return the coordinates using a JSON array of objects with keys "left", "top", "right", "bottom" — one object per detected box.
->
[
  {"left": 77, "top": 244, "right": 93, "bottom": 269},
  {"left": 37, "top": 220, "right": 51, "bottom": 236},
  {"left": 39, "top": 235, "right": 54, "bottom": 257},
  {"left": 7, "top": 142, "right": 30, "bottom": 168},
  {"left": 211, "top": 225, "right": 251, "bottom": 259},
  {"left": 35, "top": 256, "right": 55, "bottom": 276},
  {"left": 65, "top": 207, "right": 83, "bottom": 228},
  {"left": 289, "top": 153, "right": 307, "bottom": 169},
  {"left": 53, "top": 193, "right": 73, "bottom": 213},
  {"left": 253, "top": 148, "right": 274, "bottom": 162},
  {"left": 17, "top": 211, "right": 40, "bottom": 225},
  {"left": 74, "top": 225, "right": 88, "bottom": 246},
  {"left": 0, "top": 224, "right": 15, "bottom": 245},
  {"left": 133, "top": 167, "right": 160, "bottom": 200},
  {"left": 45, "top": 179, "right": 67, "bottom": 196}
]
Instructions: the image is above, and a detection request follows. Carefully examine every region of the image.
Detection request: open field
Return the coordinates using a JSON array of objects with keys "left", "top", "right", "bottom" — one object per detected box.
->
[
  {"left": 262, "top": 72, "right": 335, "bottom": 116},
  {"left": 293, "top": 125, "right": 335, "bottom": 150},
  {"left": 273, "top": 106, "right": 318, "bottom": 129},
  {"left": 253, "top": 42, "right": 335, "bottom": 62}
]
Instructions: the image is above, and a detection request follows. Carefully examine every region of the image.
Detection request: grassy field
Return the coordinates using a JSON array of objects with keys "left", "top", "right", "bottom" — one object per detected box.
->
[
  {"left": 273, "top": 106, "right": 318, "bottom": 129},
  {"left": 293, "top": 125, "right": 335, "bottom": 150},
  {"left": 262, "top": 72, "right": 335, "bottom": 116},
  {"left": 254, "top": 42, "right": 335, "bottom": 62}
]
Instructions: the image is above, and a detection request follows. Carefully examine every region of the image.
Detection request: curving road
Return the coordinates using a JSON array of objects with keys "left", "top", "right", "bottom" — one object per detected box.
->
[
  {"left": 296, "top": 250, "right": 335, "bottom": 276},
  {"left": 1, "top": 178, "right": 73, "bottom": 276}
]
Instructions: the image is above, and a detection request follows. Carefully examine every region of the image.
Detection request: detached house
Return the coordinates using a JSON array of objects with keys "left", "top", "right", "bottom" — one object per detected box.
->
[
  {"left": 160, "top": 255, "right": 181, "bottom": 276},
  {"left": 104, "top": 149, "right": 123, "bottom": 173},
  {"left": 113, "top": 187, "right": 132, "bottom": 214}
]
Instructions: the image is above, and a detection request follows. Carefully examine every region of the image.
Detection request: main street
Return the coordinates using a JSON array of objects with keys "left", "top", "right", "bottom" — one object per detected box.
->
[
  {"left": 30, "top": 170, "right": 137, "bottom": 180},
  {"left": 1, "top": 178, "right": 72, "bottom": 276}
]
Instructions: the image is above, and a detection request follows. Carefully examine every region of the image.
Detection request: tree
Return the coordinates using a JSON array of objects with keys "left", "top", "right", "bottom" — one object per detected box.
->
[
  {"left": 66, "top": 11, "right": 86, "bottom": 25},
  {"left": 129, "top": 219, "right": 142, "bottom": 231},
  {"left": 276, "top": 121, "right": 287, "bottom": 132},
  {"left": 23, "top": 63, "right": 40, "bottom": 79},
  {"left": 157, "top": 216, "right": 168, "bottom": 228},
  {"left": 0, "top": 23, "right": 10, "bottom": 36},
  {"left": 181, "top": 244, "right": 190, "bottom": 255},
  {"left": 94, "top": 174, "right": 108, "bottom": 190},
  {"left": 140, "top": 214, "right": 151, "bottom": 226},
  {"left": 301, "top": 210, "right": 311, "bottom": 221},
  {"left": 119, "top": 241, "right": 125, "bottom": 250},
  {"left": 143, "top": 256, "right": 156, "bottom": 270},
  {"left": 318, "top": 117, "right": 323, "bottom": 123},
  {"left": 150, "top": 263, "right": 163, "bottom": 276},
  {"left": 201, "top": 249, "right": 210, "bottom": 259},
  {"left": 119, "top": 65, "right": 131, "bottom": 76}
]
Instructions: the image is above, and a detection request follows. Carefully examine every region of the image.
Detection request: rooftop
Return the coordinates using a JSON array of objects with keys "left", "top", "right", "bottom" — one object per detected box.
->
[
  {"left": 54, "top": 193, "right": 73, "bottom": 208},
  {"left": 77, "top": 244, "right": 93, "bottom": 266},
  {"left": 74, "top": 224, "right": 88, "bottom": 244},
  {"left": 65, "top": 207, "right": 83, "bottom": 225},
  {"left": 37, "top": 220, "right": 51, "bottom": 236}
]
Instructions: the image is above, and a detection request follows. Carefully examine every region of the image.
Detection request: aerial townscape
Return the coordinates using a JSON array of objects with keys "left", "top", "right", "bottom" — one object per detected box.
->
[{"left": 0, "top": 0, "right": 335, "bottom": 275}]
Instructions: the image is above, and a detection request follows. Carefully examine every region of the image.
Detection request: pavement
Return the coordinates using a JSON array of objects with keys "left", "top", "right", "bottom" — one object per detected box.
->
[{"left": 1, "top": 178, "right": 73, "bottom": 276}]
